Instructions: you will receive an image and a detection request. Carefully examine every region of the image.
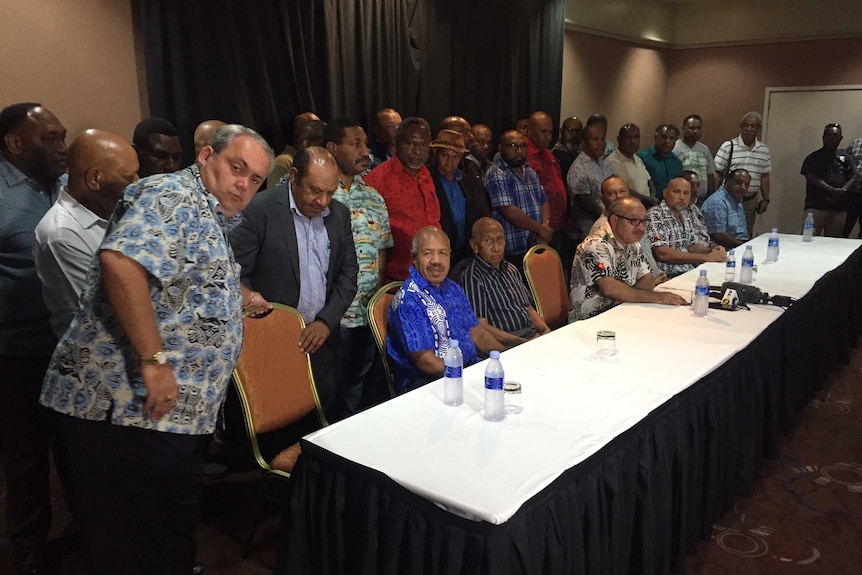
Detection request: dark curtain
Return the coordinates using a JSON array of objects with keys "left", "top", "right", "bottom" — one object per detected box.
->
[{"left": 136, "top": 0, "right": 565, "bottom": 163}]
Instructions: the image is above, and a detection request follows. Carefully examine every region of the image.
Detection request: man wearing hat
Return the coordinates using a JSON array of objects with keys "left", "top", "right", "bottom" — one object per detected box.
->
[{"left": 428, "top": 129, "right": 491, "bottom": 272}]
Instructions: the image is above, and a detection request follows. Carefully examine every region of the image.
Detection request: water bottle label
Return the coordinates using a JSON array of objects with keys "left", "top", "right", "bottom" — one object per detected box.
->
[
  {"left": 768, "top": 238, "right": 779, "bottom": 247},
  {"left": 695, "top": 285, "right": 710, "bottom": 296},
  {"left": 726, "top": 261, "right": 736, "bottom": 268},
  {"left": 804, "top": 222, "right": 814, "bottom": 229},
  {"left": 444, "top": 365, "right": 462, "bottom": 378},
  {"left": 485, "top": 376, "right": 503, "bottom": 390},
  {"left": 742, "top": 258, "right": 753, "bottom": 266}
]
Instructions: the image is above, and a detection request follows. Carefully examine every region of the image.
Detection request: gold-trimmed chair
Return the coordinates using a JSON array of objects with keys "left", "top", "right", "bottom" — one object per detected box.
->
[
  {"left": 523, "top": 244, "right": 570, "bottom": 330},
  {"left": 232, "top": 303, "right": 328, "bottom": 557},
  {"left": 366, "top": 281, "right": 403, "bottom": 398}
]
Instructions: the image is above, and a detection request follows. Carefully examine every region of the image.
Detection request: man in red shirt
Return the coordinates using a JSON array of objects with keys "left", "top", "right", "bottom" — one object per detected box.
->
[
  {"left": 365, "top": 117, "right": 440, "bottom": 281},
  {"left": 525, "top": 111, "right": 567, "bottom": 250}
]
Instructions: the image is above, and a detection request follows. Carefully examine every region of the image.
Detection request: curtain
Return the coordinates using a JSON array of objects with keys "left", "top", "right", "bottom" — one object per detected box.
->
[{"left": 137, "top": 0, "right": 565, "bottom": 164}]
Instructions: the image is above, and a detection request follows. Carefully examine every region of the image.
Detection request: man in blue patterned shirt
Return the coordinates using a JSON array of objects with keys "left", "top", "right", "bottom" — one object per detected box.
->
[
  {"left": 701, "top": 169, "right": 751, "bottom": 249},
  {"left": 388, "top": 226, "right": 504, "bottom": 394},
  {"left": 40, "top": 125, "right": 273, "bottom": 575}
]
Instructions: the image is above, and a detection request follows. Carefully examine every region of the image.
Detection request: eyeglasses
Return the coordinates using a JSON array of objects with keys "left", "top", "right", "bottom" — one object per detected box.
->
[
  {"left": 503, "top": 143, "right": 528, "bottom": 150},
  {"left": 612, "top": 214, "right": 646, "bottom": 227}
]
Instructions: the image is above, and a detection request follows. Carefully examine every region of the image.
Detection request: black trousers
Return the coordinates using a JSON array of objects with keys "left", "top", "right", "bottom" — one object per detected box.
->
[
  {"left": 60, "top": 415, "right": 208, "bottom": 575},
  {"left": 0, "top": 355, "right": 54, "bottom": 557},
  {"left": 843, "top": 193, "right": 862, "bottom": 238}
]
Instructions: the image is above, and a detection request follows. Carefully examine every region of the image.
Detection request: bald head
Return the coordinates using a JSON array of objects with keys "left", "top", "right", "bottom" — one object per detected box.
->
[
  {"left": 470, "top": 217, "right": 505, "bottom": 267},
  {"left": 559, "top": 116, "right": 582, "bottom": 147},
  {"left": 599, "top": 176, "right": 629, "bottom": 212},
  {"left": 527, "top": 111, "right": 553, "bottom": 150},
  {"left": 608, "top": 196, "right": 647, "bottom": 246},
  {"left": 67, "top": 129, "right": 139, "bottom": 219},
  {"left": 193, "top": 120, "right": 226, "bottom": 155}
]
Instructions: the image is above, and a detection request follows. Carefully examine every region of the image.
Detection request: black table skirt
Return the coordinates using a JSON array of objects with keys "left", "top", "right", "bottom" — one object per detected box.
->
[{"left": 278, "top": 246, "right": 862, "bottom": 575}]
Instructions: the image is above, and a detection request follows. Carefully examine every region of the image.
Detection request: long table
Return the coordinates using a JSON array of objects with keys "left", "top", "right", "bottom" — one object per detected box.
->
[{"left": 277, "top": 235, "right": 862, "bottom": 575}]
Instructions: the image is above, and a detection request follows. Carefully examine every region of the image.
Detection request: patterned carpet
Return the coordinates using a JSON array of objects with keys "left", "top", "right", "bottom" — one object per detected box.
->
[{"left": 2, "top": 343, "right": 861, "bottom": 574}]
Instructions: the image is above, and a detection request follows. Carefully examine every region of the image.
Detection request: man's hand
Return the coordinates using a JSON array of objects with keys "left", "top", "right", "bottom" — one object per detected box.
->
[
  {"left": 704, "top": 248, "right": 727, "bottom": 263},
  {"left": 653, "top": 272, "right": 669, "bottom": 285},
  {"left": 299, "top": 319, "right": 330, "bottom": 354},
  {"left": 536, "top": 223, "right": 554, "bottom": 244},
  {"left": 710, "top": 245, "right": 727, "bottom": 258},
  {"left": 756, "top": 199, "right": 770, "bottom": 214},
  {"left": 654, "top": 292, "right": 688, "bottom": 306},
  {"left": 142, "top": 364, "right": 178, "bottom": 420}
]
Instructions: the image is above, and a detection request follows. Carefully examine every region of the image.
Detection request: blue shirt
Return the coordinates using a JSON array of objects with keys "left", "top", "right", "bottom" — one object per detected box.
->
[
  {"left": 40, "top": 165, "right": 244, "bottom": 435},
  {"left": 485, "top": 157, "right": 547, "bottom": 255},
  {"left": 439, "top": 170, "right": 467, "bottom": 249},
  {"left": 288, "top": 184, "right": 331, "bottom": 324},
  {"left": 387, "top": 265, "right": 479, "bottom": 394},
  {"left": 0, "top": 157, "right": 65, "bottom": 355},
  {"left": 701, "top": 186, "right": 749, "bottom": 241},
  {"left": 637, "top": 146, "right": 683, "bottom": 199}
]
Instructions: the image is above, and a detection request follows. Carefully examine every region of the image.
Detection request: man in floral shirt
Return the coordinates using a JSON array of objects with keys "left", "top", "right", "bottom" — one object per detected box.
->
[{"left": 569, "top": 197, "right": 686, "bottom": 322}]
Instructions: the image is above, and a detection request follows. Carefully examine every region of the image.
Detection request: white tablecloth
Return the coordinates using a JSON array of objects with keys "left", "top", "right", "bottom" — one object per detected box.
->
[{"left": 304, "top": 234, "right": 861, "bottom": 524}]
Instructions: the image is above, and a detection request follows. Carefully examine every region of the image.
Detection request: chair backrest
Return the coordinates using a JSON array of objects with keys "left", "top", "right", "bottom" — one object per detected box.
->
[
  {"left": 523, "top": 244, "right": 570, "bottom": 330},
  {"left": 367, "top": 281, "right": 403, "bottom": 398},
  {"left": 232, "top": 304, "right": 327, "bottom": 471}
]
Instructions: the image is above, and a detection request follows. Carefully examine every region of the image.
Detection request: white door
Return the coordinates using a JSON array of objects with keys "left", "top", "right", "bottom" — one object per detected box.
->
[{"left": 761, "top": 86, "right": 862, "bottom": 237}]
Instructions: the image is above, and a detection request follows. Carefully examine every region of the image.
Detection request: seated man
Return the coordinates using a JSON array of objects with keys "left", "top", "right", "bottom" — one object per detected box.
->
[
  {"left": 388, "top": 226, "right": 504, "bottom": 394},
  {"left": 569, "top": 197, "right": 687, "bottom": 322},
  {"left": 700, "top": 168, "right": 751, "bottom": 249},
  {"left": 589, "top": 175, "right": 665, "bottom": 283},
  {"left": 461, "top": 218, "right": 550, "bottom": 346},
  {"left": 646, "top": 177, "right": 726, "bottom": 277}
]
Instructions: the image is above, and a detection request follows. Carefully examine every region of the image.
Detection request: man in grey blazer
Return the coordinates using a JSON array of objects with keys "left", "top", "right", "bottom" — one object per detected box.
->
[{"left": 230, "top": 147, "right": 358, "bottom": 419}]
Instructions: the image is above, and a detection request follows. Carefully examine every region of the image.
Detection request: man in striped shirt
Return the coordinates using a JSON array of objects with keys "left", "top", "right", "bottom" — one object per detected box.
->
[{"left": 461, "top": 218, "right": 550, "bottom": 346}]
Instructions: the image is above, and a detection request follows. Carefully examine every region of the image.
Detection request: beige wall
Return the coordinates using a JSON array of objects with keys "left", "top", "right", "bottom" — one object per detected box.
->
[
  {"left": 0, "top": 0, "right": 145, "bottom": 143},
  {"left": 566, "top": 0, "right": 674, "bottom": 44},
  {"left": 560, "top": 32, "right": 668, "bottom": 140}
]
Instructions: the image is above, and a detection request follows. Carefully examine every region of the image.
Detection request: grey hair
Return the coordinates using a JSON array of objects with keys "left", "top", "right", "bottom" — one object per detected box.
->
[
  {"left": 411, "top": 226, "right": 448, "bottom": 256},
  {"left": 741, "top": 111, "right": 763, "bottom": 125},
  {"left": 209, "top": 124, "right": 275, "bottom": 174}
]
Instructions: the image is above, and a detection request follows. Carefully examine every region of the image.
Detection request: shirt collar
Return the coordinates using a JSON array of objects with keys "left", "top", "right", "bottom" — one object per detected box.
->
[
  {"left": 473, "top": 253, "right": 506, "bottom": 272},
  {"left": 408, "top": 264, "right": 453, "bottom": 294},
  {"left": 0, "top": 155, "right": 65, "bottom": 195},
  {"left": 58, "top": 186, "right": 106, "bottom": 229}
]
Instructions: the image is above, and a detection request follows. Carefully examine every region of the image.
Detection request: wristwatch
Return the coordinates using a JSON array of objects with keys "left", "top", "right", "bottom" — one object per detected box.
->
[{"left": 140, "top": 351, "right": 168, "bottom": 366}]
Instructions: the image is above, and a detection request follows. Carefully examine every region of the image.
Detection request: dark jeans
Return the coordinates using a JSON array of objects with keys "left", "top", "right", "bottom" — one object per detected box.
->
[
  {"left": 60, "top": 415, "right": 208, "bottom": 575},
  {"left": 843, "top": 193, "right": 862, "bottom": 238},
  {"left": 0, "top": 355, "right": 53, "bottom": 557},
  {"left": 334, "top": 325, "right": 376, "bottom": 421}
]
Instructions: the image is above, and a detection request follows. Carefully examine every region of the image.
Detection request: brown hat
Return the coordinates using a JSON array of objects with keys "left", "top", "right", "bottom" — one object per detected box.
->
[{"left": 430, "top": 129, "right": 468, "bottom": 154}]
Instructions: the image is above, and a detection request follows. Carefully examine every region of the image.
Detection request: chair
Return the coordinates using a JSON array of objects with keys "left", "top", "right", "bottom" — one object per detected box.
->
[
  {"left": 366, "top": 281, "right": 403, "bottom": 398},
  {"left": 232, "top": 303, "right": 328, "bottom": 557},
  {"left": 523, "top": 244, "right": 570, "bottom": 330}
]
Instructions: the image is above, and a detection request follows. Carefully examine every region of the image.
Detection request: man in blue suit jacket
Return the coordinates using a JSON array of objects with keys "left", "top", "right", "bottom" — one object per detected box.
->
[{"left": 230, "top": 147, "right": 358, "bottom": 420}]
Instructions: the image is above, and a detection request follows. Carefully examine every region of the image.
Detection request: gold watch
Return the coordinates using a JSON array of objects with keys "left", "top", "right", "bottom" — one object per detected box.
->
[{"left": 140, "top": 351, "right": 168, "bottom": 366}]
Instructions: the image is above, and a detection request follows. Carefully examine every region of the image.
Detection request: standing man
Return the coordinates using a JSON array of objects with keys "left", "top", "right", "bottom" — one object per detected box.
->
[
  {"left": 606, "top": 123, "right": 657, "bottom": 207},
  {"left": 485, "top": 130, "right": 551, "bottom": 275},
  {"left": 367, "top": 107, "right": 402, "bottom": 171},
  {"left": 268, "top": 112, "right": 323, "bottom": 188},
  {"left": 567, "top": 121, "right": 615, "bottom": 240},
  {"left": 466, "top": 123, "right": 494, "bottom": 179},
  {"left": 552, "top": 116, "right": 582, "bottom": 181},
  {"left": 230, "top": 147, "right": 358, "bottom": 419},
  {"left": 525, "top": 111, "right": 568, "bottom": 250},
  {"left": 429, "top": 129, "right": 490, "bottom": 268},
  {"left": 645, "top": 177, "right": 726, "bottom": 278},
  {"left": 40, "top": 125, "right": 274, "bottom": 575},
  {"left": 713, "top": 112, "right": 772, "bottom": 238},
  {"left": 365, "top": 117, "right": 440, "bottom": 282},
  {"left": 800, "top": 123, "right": 857, "bottom": 238},
  {"left": 0, "top": 102, "right": 67, "bottom": 575},
  {"left": 34, "top": 129, "right": 139, "bottom": 337},
  {"left": 672, "top": 114, "right": 715, "bottom": 203},
  {"left": 323, "top": 119, "right": 393, "bottom": 418},
  {"left": 192, "top": 119, "right": 226, "bottom": 156},
  {"left": 844, "top": 135, "right": 862, "bottom": 237},
  {"left": 569, "top": 197, "right": 686, "bottom": 322},
  {"left": 637, "top": 123, "right": 682, "bottom": 200},
  {"left": 132, "top": 116, "right": 183, "bottom": 178}
]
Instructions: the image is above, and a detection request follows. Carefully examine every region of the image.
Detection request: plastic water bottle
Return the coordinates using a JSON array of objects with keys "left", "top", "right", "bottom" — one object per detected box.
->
[
  {"left": 740, "top": 245, "right": 754, "bottom": 284},
  {"left": 443, "top": 339, "right": 463, "bottom": 406},
  {"left": 802, "top": 213, "right": 815, "bottom": 242},
  {"left": 766, "top": 228, "right": 779, "bottom": 262},
  {"left": 724, "top": 250, "right": 736, "bottom": 281},
  {"left": 693, "top": 269, "right": 709, "bottom": 317},
  {"left": 484, "top": 351, "right": 505, "bottom": 422}
]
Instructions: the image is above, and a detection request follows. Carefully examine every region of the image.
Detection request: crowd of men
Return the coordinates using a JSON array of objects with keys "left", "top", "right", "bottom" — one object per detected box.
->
[{"left": 1, "top": 99, "right": 860, "bottom": 574}]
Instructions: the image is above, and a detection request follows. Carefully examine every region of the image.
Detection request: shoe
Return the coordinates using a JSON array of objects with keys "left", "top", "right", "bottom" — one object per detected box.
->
[{"left": 202, "top": 461, "right": 228, "bottom": 480}]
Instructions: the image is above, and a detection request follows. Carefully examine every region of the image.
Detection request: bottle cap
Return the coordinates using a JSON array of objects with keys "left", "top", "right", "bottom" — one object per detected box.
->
[
  {"left": 490, "top": 350, "right": 500, "bottom": 359},
  {"left": 450, "top": 339, "right": 459, "bottom": 348},
  {"left": 772, "top": 228, "right": 778, "bottom": 232},
  {"left": 728, "top": 249, "right": 734, "bottom": 255},
  {"left": 700, "top": 270, "right": 706, "bottom": 275}
]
